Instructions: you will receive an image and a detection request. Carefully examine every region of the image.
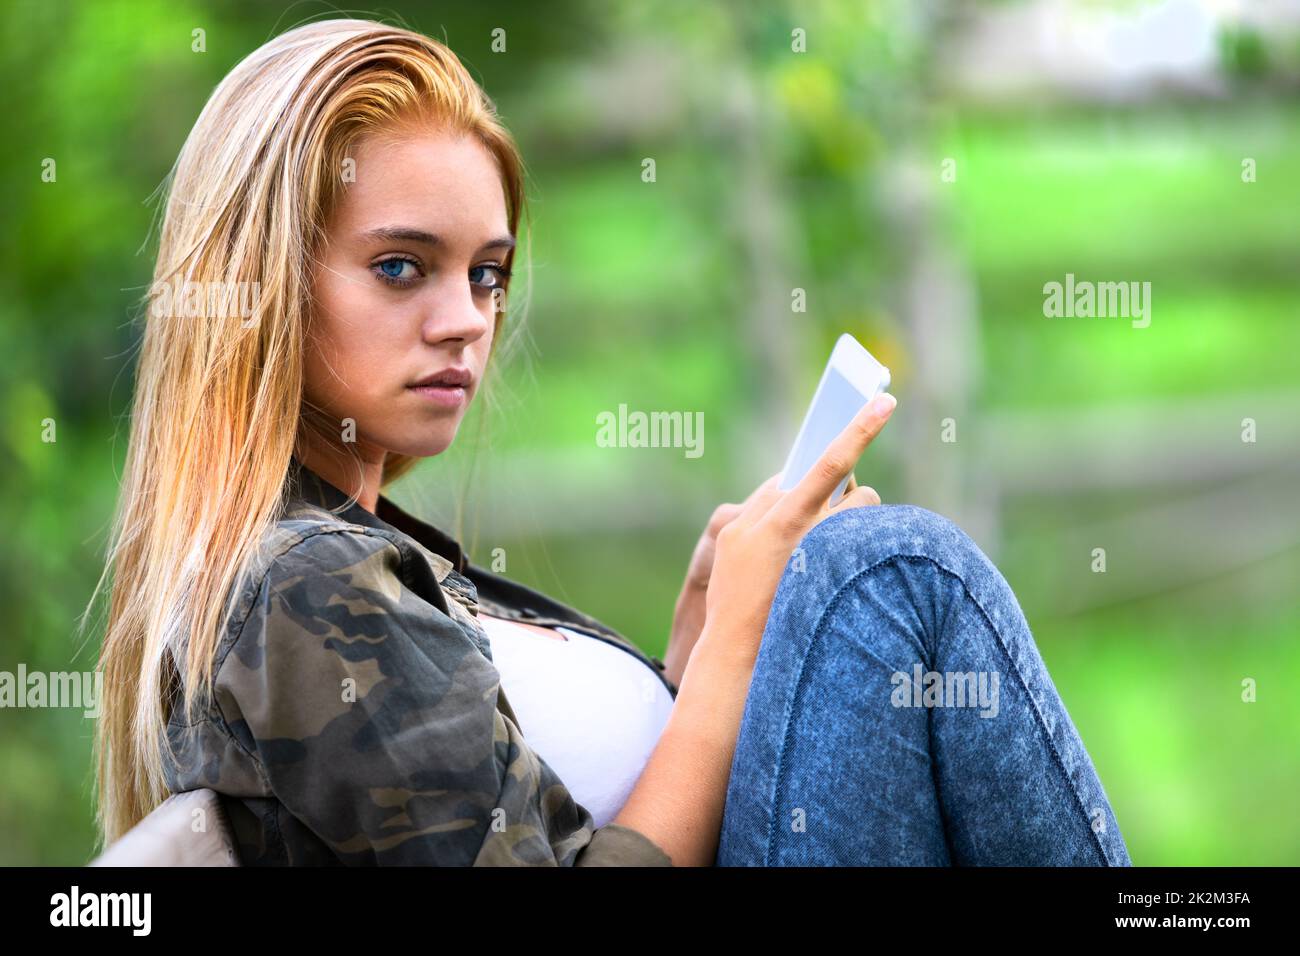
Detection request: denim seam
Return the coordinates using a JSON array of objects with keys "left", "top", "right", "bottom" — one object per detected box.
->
[{"left": 765, "top": 551, "right": 1113, "bottom": 866}]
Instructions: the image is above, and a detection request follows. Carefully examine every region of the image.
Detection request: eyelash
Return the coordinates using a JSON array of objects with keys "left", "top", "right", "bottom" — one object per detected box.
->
[
  {"left": 371, "top": 254, "right": 422, "bottom": 287},
  {"left": 370, "top": 255, "right": 512, "bottom": 292}
]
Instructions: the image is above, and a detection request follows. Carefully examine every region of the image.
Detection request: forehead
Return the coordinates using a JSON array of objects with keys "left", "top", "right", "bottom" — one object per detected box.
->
[{"left": 334, "top": 126, "right": 509, "bottom": 238}]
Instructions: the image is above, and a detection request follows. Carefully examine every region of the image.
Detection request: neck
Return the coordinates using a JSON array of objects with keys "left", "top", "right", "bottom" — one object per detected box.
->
[{"left": 295, "top": 431, "right": 387, "bottom": 513}]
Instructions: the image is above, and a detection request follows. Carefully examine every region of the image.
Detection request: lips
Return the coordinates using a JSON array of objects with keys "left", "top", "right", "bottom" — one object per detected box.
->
[
  {"left": 406, "top": 366, "right": 473, "bottom": 409},
  {"left": 408, "top": 366, "right": 473, "bottom": 389}
]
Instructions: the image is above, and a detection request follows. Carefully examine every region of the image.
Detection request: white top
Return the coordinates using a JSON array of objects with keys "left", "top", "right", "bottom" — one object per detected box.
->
[{"left": 476, "top": 614, "right": 676, "bottom": 828}]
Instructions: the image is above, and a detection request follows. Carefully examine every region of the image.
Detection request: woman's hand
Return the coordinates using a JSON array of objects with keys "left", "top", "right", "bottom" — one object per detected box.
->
[
  {"left": 677, "top": 473, "right": 858, "bottom": 592},
  {"left": 665, "top": 461, "right": 841, "bottom": 683},
  {"left": 697, "top": 392, "right": 897, "bottom": 672},
  {"left": 630, "top": 393, "right": 895, "bottom": 866},
  {"left": 662, "top": 500, "right": 745, "bottom": 687}
]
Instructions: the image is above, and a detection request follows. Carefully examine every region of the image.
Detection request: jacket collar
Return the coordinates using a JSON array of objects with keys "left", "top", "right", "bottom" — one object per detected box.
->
[
  {"left": 285, "top": 456, "right": 470, "bottom": 575},
  {"left": 284, "top": 457, "right": 679, "bottom": 699}
]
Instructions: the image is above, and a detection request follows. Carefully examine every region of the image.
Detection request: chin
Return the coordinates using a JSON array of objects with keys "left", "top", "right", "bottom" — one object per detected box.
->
[{"left": 389, "top": 428, "right": 458, "bottom": 459}]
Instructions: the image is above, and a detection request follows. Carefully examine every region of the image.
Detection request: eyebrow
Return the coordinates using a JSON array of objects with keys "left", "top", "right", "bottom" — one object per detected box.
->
[{"left": 360, "top": 226, "right": 516, "bottom": 253}]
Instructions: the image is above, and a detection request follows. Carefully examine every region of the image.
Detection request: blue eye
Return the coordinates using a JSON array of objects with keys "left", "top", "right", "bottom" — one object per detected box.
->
[
  {"left": 372, "top": 256, "right": 421, "bottom": 287},
  {"left": 470, "top": 263, "right": 511, "bottom": 291}
]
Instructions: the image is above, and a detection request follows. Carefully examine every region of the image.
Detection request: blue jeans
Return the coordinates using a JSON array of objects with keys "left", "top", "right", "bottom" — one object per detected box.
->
[{"left": 715, "top": 504, "right": 1132, "bottom": 866}]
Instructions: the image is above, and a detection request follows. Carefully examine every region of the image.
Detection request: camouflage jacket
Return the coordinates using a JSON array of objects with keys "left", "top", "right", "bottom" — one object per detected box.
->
[{"left": 163, "top": 459, "right": 677, "bottom": 865}]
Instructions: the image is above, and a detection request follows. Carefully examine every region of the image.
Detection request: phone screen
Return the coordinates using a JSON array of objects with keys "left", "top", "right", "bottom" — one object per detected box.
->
[{"left": 779, "top": 366, "right": 883, "bottom": 498}]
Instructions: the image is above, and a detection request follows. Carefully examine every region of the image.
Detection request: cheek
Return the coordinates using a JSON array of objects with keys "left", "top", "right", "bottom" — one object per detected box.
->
[
  {"left": 482, "top": 306, "right": 500, "bottom": 353},
  {"left": 305, "top": 271, "right": 394, "bottom": 405}
]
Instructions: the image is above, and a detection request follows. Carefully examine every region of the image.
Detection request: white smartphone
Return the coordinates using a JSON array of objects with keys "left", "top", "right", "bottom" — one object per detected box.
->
[{"left": 778, "top": 333, "right": 891, "bottom": 503}]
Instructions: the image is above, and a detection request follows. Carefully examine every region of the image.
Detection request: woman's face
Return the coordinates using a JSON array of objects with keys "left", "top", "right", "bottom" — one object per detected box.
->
[{"left": 305, "top": 125, "right": 512, "bottom": 461}]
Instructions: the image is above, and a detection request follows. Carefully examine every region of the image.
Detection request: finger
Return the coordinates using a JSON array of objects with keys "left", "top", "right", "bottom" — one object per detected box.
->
[
  {"left": 832, "top": 472, "right": 859, "bottom": 507},
  {"left": 745, "top": 472, "right": 782, "bottom": 503},
  {"left": 706, "top": 502, "right": 744, "bottom": 536},
  {"left": 736, "top": 472, "right": 784, "bottom": 522},
  {"left": 778, "top": 393, "right": 896, "bottom": 522},
  {"left": 831, "top": 484, "right": 881, "bottom": 511}
]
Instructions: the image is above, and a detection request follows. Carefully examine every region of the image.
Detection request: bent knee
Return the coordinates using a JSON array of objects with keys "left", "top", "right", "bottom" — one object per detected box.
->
[{"left": 794, "top": 503, "right": 987, "bottom": 579}]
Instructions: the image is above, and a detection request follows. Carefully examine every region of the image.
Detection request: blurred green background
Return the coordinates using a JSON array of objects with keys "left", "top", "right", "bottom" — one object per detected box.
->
[{"left": 2, "top": 0, "right": 1297, "bottom": 865}]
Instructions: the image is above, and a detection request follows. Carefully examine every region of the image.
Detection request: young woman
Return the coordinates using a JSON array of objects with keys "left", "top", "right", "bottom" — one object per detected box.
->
[{"left": 93, "top": 19, "right": 1131, "bottom": 867}]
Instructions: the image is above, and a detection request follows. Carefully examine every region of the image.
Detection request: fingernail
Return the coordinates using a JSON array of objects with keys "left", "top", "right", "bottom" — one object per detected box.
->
[{"left": 870, "top": 393, "right": 896, "bottom": 416}]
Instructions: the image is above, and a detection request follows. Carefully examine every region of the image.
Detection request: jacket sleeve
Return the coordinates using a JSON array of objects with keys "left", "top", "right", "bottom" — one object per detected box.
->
[{"left": 213, "top": 527, "right": 673, "bottom": 866}]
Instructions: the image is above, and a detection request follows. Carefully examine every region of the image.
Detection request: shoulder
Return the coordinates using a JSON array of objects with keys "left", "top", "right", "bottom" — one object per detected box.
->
[
  {"left": 210, "top": 500, "right": 491, "bottom": 736},
  {"left": 216, "top": 503, "right": 443, "bottom": 676},
  {"left": 261, "top": 500, "right": 408, "bottom": 581}
]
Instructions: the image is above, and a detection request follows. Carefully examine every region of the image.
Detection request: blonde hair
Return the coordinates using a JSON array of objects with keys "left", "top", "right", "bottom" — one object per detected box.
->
[{"left": 89, "top": 18, "right": 528, "bottom": 847}]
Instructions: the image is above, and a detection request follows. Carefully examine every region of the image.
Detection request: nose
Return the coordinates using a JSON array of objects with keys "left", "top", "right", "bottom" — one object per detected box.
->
[{"left": 420, "top": 276, "right": 491, "bottom": 348}]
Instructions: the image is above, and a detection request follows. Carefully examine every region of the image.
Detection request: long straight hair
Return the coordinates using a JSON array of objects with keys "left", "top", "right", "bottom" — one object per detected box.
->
[{"left": 90, "top": 18, "right": 528, "bottom": 847}]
